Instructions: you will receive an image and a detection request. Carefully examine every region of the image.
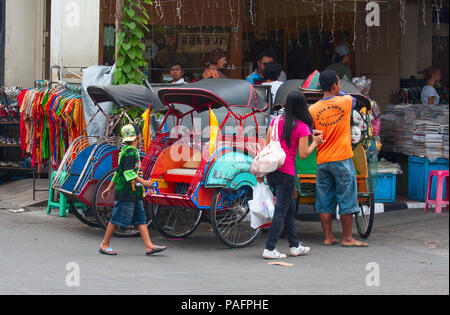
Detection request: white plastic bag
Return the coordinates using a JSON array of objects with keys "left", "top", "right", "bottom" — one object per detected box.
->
[
  {"left": 249, "top": 183, "right": 275, "bottom": 229},
  {"left": 250, "top": 116, "right": 286, "bottom": 177}
]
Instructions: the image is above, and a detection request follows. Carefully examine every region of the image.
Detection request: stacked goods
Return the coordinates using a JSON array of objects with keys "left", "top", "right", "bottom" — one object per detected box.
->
[
  {"left": 443, "top": 123, "right": 449, "bottom": 159},
  {"left": 377, "top": 159, "right": 403, "bottom": 174},
  {"left": 381, "top": 105, "right": 449, "bottom": 160}
]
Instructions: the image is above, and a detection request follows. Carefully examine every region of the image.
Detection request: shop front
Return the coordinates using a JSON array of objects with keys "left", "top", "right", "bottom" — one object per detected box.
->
[
  {"left": 377, "top": 2, "right": 449, "bottom": 205},
  {"left": 98, "top": 0, "right": 403, "bottom": 106},
  {"left": 1, "top": 0, "right": 448, "bottom": 208}
]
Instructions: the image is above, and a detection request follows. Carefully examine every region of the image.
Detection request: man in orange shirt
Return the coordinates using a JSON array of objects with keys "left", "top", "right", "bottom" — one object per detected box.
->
[{"left": 309, "top": 70, "right": 368, "bottom": 248}]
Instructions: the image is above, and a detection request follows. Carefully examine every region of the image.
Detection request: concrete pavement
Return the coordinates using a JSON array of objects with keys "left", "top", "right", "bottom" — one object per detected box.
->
[{"left": 0, "top": 201, "right": 448, "bottom": 295}]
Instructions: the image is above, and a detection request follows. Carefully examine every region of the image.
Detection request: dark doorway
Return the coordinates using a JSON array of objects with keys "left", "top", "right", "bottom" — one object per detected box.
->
[
  {"left": 0, "top": 0, "right": 6, "bottom": 87},
  {"left": 433, "top": 36, "right": 449, "bottom": 89},
  {"left": 43, "top": 0, "right": 51, "bottom": 80}
]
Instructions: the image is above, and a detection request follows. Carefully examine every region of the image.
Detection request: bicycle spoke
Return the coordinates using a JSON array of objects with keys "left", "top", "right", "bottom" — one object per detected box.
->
[{"left": 212, "top": 188, "right": 260, "bottom": 248}]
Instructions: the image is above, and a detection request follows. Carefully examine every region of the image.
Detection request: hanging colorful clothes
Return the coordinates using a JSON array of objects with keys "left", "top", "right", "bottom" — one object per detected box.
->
[{"left": 19, "top": 85, "right": 86, "bottom": 170}]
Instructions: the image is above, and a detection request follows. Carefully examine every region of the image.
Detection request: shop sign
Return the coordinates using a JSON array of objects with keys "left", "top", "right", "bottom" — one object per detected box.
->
[{"left": 178, "top": 33, "right": 229, "bottom": 53}]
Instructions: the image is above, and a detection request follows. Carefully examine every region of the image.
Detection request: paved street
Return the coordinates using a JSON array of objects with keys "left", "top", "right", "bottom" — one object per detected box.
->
[{"left": 0, "top": 201, "right": 448, "bottom": 295}]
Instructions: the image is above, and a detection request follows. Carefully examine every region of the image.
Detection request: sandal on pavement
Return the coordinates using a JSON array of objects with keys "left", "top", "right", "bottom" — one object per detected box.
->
[
  {"left": 99, "top": 247, "right": 117, "bottom": 256},
  {"left": 146, "top": 245, "right": 168, "bottom": 256},
  {"left": 322, "top": 240, "right": 340, "bottom": 246},
  {"left": 341, "top": 241, "right": 369, "bottom": 248}
]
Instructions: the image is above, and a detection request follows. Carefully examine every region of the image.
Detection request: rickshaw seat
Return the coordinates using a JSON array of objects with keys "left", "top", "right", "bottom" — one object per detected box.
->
[
  {"left": 164, "top": 168, "right": 197, "bottom": 184},
  {"left": 163, "top": 151, "right": 201, "bottom": 184}
]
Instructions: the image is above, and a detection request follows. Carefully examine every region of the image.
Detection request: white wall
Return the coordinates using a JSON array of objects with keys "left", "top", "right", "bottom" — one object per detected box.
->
[
  {"left": 50, "top": 0, "right": 100, "bottom": 81},
  {"left": 4, "top": 0, "right": 44, "bottom": 87}
]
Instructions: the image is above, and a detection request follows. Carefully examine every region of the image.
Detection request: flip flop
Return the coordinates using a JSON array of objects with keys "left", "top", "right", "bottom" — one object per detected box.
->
[
  {"left": 322, "top": 240, "right": 340, "bottom": 246},
  {"left": 146, "top": 245, "right": 168, "bottom": 256},
  {"left": 99, "top": 247, "right": 117, "bottom": 256},
  {"left": 341, "top": 241, "right": 369, "bottom": 248}
]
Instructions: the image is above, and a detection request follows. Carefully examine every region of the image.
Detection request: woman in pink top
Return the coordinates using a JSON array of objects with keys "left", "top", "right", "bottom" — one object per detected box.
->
[{"left": 262, "top": 91, "right": 324, "bottom": 260}]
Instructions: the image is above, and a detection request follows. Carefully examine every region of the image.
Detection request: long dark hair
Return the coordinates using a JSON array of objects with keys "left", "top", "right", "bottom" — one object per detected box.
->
[{"left": 282, "top": 91, "right": 314, "bottom": 147}]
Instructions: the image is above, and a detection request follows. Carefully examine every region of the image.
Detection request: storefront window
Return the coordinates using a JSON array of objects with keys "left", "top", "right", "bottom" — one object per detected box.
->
[
  {"left": 102, "top": 24, "right": 116, "bottom": 66},
  {"left": 145, "top": 26, "right": 231, "bottom": 83}
]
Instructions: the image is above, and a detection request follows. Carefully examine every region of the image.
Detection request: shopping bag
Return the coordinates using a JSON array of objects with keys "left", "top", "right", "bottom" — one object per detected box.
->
[
  {"left": 249, "top": 182, "right": 275, "bottom": 229},
  {"left": 250, "top": 116, "right": 286, "bottom": 177}
]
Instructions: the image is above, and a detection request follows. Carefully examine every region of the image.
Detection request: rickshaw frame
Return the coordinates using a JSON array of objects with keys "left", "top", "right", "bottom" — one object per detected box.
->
[
  {"left": 138, "top": 79, "right": 271, "bottom": 248},
  {"left": 274, "top": 79, "right": 376, "bottom": 239}
]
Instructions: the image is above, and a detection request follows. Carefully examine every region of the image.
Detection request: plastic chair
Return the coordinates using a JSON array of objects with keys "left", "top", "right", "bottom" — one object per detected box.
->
[
  {"left": 47, "top": 171, "right": 68, "bottom": 217},
  {"left": 425, "top": 170, "right": 449, "bottom": 214}
]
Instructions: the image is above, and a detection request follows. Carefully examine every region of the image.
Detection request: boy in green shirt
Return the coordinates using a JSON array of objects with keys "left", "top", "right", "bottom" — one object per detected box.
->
[{"left": 99, "top": 124, "right": 167, "bottom": 256}]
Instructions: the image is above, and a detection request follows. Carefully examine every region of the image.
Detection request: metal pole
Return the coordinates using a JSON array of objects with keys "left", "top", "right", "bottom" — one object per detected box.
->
[{"left": 57, "top": 0, "right": 63, "bottom": 80}]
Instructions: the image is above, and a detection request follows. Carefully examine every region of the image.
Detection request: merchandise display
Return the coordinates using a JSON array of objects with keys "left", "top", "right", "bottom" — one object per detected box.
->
[
  {"left": 377, "top": 159, "right": 403, "bottom": 175},
  {"left": 0, "top": 86, "right": 21, "bottom": 122},
  {"left": 18, "top": 82, "right": 86, "bottom": 170},
  {"left": 390, "top": 77, "right": 449, "bottom": 105},
  {"left": 0, "top": 86, "right": 31, "bottom": 172},
  {"left": 0, "top": 136, "right": 20, "bottom": 145},
  {"left": 352, "top": 76, "right": 372, "bottom": 96},
  {"left": 381, "top": 104, "right": 449, "bottom": 160}
]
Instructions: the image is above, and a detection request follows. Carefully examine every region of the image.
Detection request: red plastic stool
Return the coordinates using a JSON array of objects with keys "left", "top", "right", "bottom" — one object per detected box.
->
[{"left": 425, "top": 170, "right": 449, "bottom": 214}]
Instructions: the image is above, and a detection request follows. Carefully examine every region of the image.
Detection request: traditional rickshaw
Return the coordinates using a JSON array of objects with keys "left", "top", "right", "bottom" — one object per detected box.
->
[
  {"left": 51, "top": 83, "right": 164, "bottom": 237},
  {"left": 54, "top": 79, "right": 271, "bottom": 248},
  {"left": 274, "top": 79, "right": 377, "bottom": 239},
  {"left": 91, "top": 79, "right": 271, "bottom": 248},
  {"left": 53, "top": 77, "right": 375, "bottom": 245}
]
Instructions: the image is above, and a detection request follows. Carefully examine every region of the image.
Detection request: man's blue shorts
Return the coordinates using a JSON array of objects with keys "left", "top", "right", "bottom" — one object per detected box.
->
[
  {"left": 315, "top": 158, "right": 359, "bottom": 216},
  {"left": 110, "top": 200, "right": 147, "bottom": 228}
]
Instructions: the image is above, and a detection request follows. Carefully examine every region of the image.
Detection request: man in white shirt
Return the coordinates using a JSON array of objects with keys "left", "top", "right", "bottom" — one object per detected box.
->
[
  {"left": 170, "top": 62, "right": 185, "bottom": 84},
  {"left": 262, "top": 62, "right": 284, "bottom": 101},
  {"left": 262, "top": 63, "right": 285, "bottom": 123}
]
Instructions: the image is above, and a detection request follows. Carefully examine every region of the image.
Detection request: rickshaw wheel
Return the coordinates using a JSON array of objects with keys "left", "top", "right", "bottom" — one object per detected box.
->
[
  {"left": 68, "top": 200, "right": 100, "bottom": 228},
  {"left": 210, "top": 187, "right": 261, "bottom": 249},
  {"left": 150, "top": 205, "right": 202, "bottom": 239},
  {"left": 93, "top": 168, "right": 152, "bottom": 238},
  {"left": 354, "top": 193, "right": 375, "bottom": 239}
]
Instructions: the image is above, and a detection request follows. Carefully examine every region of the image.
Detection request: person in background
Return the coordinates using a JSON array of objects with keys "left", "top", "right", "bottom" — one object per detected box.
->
[
  {"left": 99, "top": 124, "right": 168, "bottom": 256},
  {"left": 309, "top": 69, "right": 368, "bottom": 248},
  {"left": 203, "top": 49, "right": 229, "bottom": 79},
  {"left": 262, "top": 62, "right": 284, "bottom": 101},
  {"left": 260, "top": 91, "right": 324, "bottom": 259},
  {"left": 327, "top": 45, "right": 353, "bottom": 80},
  {"left": 422, "top": 67, "right": 442, "bottom": 105},
  {"left": 169, "top": 62, "right": 185, "bottom": 84},
  {"left": 157, "top": 35, "right": 182, "bottom": 70},
  {"left": 246, "top": 51, "right": 287, "bottom": 85}
]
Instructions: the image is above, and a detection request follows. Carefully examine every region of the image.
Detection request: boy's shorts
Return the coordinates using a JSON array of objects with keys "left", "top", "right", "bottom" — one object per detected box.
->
[
  {"left": 110, "top": 200, "right": 147, "bottom": 228},
  {"left": 315, "top": 158, "right": 359, "bottom": 216}
]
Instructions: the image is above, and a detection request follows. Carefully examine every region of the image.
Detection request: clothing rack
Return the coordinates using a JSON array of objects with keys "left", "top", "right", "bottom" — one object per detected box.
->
[
  {"left": 32, "top": 80, "right": 49, "bottom": 200},
  {"left": 34, "top": 79, "right": 50, "bottom": 88},
  {"left": 31, "top": 78, "right": 83, "bottom": 200},
  {"left": 50, "top": 65, "right": 85, "bottom": 82},
  {"left": 52, "top": 80, "right": 82, "bottom": 94}
]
